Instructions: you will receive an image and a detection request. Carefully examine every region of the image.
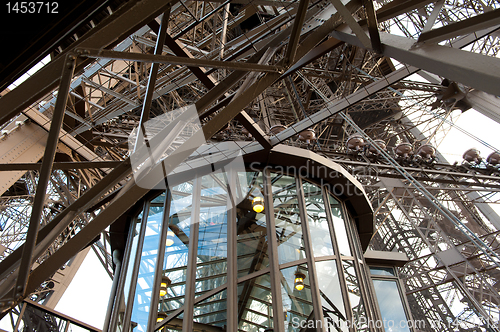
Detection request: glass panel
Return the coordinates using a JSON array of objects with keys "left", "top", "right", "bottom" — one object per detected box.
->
[
  {"left": 372, "top": 279, "right": 411, "bottom": 332},
  {"left": 315, "top": 260, "right": 348, "bottom": 332},
  {"left": 115, "top": 212, "right": 143, "bottom": 332},
  {"left": 370, "top": 266, "right": 396, "bottom": 276},
  {"left": 158, "top": 183, "right": 194, "bottom": 319},
  {"left": 237, "top": 172, "right": 269, "bottom": 277},
  {"left": 329, "top": 195, "right": 351, "bottom": 256},
  {"left": 342, "top": 260, "right": 369, "bottom": 332},
  {"left": 271, "top": 174, "right": 306, "bottom": 264},
  {"left": 302, "top": 181, "right": 334, "bottom": 257},
  {"left": 131, "top": 198, "right": 165, "bottom": 331},
  {"left": 237, "top": 273, "right": 273, "bottom": 331},
  {"left": 281, "top": 264, "right": 314, "bottom": 332},
  {"left": 195, "top": 173, "right": 228, "bottom": 297},
  {"left": 193, "top": 290, "right": 227, "bottom": 329}
]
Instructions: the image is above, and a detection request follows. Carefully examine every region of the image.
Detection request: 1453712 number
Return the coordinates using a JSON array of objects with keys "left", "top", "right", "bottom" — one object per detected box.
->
[{"left": 6, "top": 2, "right": 58, "bottom": 14}]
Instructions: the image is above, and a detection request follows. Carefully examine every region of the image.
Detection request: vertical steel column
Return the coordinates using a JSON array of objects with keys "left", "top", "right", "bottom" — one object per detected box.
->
[
  {"left": 263, "top": 168, "right": 286, "bottom": 331},
  {"left": 341, "top": 204, "right": 380, "bottom": 332},
  {"left": 226, "top": 171, "right": 238, "bottom": 331},
  {"left": 182, "top": 178, "right": 201, "bottom": 331},
  {"left": 219, "top": 3, "right": 230, "bottom": 60},
  {"left": 133, "top": 7, "right": 171, "bottom": 153},
  {"left": 102, "top": 249, "right": 122, "bottom": 332},
  {"left": 13, "top": 54, "right": 76, "bottom": 302},
  {"left": 321, "top": 186, "right": 355, "bottom": 331},
  {"left": 108, "top": 214, "right": 136, "bottom": 332},
  {"left": 13, "top": 302, "right": 27, "bottom": 332},
  {"left": 296, "top": 178, "right": 326, "bottom": 331},
  {"left": 122, "top": 202, "right": 151, "bottom": 332},
  {"left": 147, "top": 190, "right": 171, "bottom": 331}
]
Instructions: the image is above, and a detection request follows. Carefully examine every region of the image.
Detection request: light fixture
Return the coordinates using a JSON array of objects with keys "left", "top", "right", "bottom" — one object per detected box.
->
[
  {"left": 294, "top": 271, "right": 306, "bottom": 291},
  {"left": 157, "top": 312, "right": 167, "bottom": 322},
  {"left": 252, "top": 196, "right": 264, "bottom": 213},
  {"left": 157, "top": 312, "right": 167, "bottom": 331},
  {"left": 165, "top": 230, "right": 175, "bottom": 247},
  {"left": 159, "top": 275, "right": 171, "bottom": 297}
]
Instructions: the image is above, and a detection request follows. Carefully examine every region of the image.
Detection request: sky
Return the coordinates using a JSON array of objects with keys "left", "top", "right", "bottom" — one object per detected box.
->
[
  {"left": 55, "top": 250, "right": 113, "bottom": 329},
  {"left": 437, "top": 109, "right": 500, "bottom": 165}
]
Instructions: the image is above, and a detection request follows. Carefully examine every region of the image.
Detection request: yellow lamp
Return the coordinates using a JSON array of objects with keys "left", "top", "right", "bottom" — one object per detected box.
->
[
  {"left": 294, "top": 271, "right": 306, "bottom": 291},
  {"left": 157, "top": 311, "right": 167, "bottom": 331},
  {"left": 252, "top": 196, "right": 264, "bottom": 213},
  {"left": 165, "top": 230, "right": 175, "bottom": 246},
  {"left": 159, "top": 276, "right": 171, "bottom": 297}
]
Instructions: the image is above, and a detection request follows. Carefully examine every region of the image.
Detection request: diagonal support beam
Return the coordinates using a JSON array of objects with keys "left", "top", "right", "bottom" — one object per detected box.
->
[
  {"left": 7, "top": 74, "right": 281, "bottom": 314},
  {"left": 0, "top": 0, "right": 175, "bottom": 128},
  {"left": 134, "top": 8, "right": 170, "bottom": 154},
  {"left": 421, "top": 0, "right": 445, "bottom": 33},
  {"left": 272, "top": 24, "right": 500, "bottom": 145},
  {"left": 330, "top": 0, "right": 371, "bottom": 48},
  {"left": 14, "top": 55, "right": 76, "bottom": 302},
  {"left": 358, "top": 0, "right": 434, "bottom": 25},
  {"left": 83, "top": 78, "right": 138, "bottom": 107},
  {"left": 0, "top": 158, "right": 133, "bottom": 299},
  {"left": 418, "top": 8, "right": 500, "bottom": 44},
  {"left": 270, "top": 64, "right": 419, "bottom": 145},
  {"left": 23, "top": 180, "right": 149, "bottom": 309},
  {"left": 330, "top": 29, "right": 500, "bottom": 96},
  {"left": 284, "top": 0, "right": 310, "bottom": 64},
  {"left": 235, "top": 111, "right": 272, "bottom": 149}
]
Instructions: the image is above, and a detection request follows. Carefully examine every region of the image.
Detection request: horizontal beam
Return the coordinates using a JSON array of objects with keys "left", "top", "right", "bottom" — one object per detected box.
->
[
  {"left": 330, "top": 29, "right": 500, "bottom": 96},
  {"left": 361, "top": 0, "right": 434, "bottom": 24},
  {"left": 363, "top": 0, "right": 382, "bottom": 52},
  {"left": 0, "top": 161, "right": 122, "bottom": 171},
  {"left": 78, "top": 49, "right": 283, "bottom": 72},
  {"left": 418, "top": 8, "right": 500, "bottom": 44},
  {"left": 0, "top": 0, "right": 175, "bottom": 128}
]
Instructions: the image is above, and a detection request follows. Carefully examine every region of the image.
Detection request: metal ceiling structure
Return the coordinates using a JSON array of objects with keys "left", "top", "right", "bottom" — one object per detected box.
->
[{"left": 0, "top": 0, "right": 499, "bottom": 330}]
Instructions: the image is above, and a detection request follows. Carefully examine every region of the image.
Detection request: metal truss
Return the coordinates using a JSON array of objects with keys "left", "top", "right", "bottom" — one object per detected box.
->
[{"left": 0, "top": 0, "right": 499, "bottom": 330}]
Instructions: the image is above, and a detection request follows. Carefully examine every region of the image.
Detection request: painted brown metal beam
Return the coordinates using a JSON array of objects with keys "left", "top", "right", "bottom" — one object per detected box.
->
[
  {"left": 14, "top": 55, "right": 76, "bottom": 302},
  {"left": 19, "top": 73, "right": 281, "bottom": 313},
  {"left": 418, "top": 8, "right": 500, "bottom": 44},
  {"left": 284, "top": 0, "right": 310, "bottom": 64},
  {"left": 235, "top": 111, "right": 272, "bottom": 149},
  {"left": 0, "top": 159, "right": 133, "bottom": 303},
  {"left": 24, "top": 180, "right": 149, "bottom": 308},
  {"left": 331, "top": 29, "right": 500, "bottom": 96},
  {"left": 0, "top": 0, "right": 176, "bottom": 128},
  {"left": 358, "top": 0, "right": 434, "bottom": 25},
  {"left": 330, "top": 0, "right": 371, "bottom": 48},
  {"left": 0, "top": 161, "right": 122, "bottom": 171},
  {"left": 134, "top": 8, "right": 170, "bottom": 155},
  {"left": 363, "top": 0, "right": 382, "bottom": 53},
  {"left": 80, "top": 49, "right": 283, "bottom": 73},
  {"left": 0, "top": 0, "right": 366, "bottom": 312}
]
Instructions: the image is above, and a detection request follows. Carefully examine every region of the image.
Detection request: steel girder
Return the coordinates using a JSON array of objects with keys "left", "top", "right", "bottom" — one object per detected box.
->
[{"left": 0, "top": 0, "right": 500, "bottom": 331}]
